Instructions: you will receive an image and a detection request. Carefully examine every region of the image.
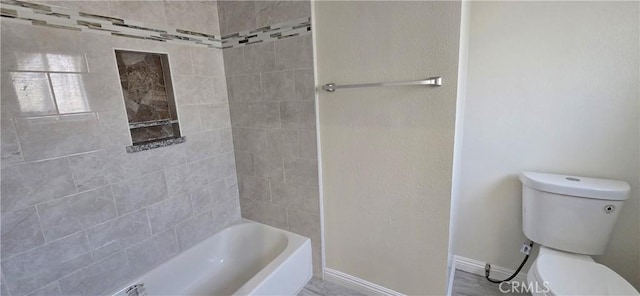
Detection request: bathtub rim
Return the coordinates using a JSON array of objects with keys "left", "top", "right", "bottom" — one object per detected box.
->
[
  {"left": 110, "top": 219, "right": 312, "bottom": 296},
  {"left": 233, "top": 218, "right": 312, "bottom": 295}
]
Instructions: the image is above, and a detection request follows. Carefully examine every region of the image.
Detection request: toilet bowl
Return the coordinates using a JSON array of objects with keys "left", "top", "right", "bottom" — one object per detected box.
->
[
  {"left": 527, "top": 246, "right": 638, "bottom": 296},
  {"left": 520, "top": 172, "right": 639, "bottom": 296}
]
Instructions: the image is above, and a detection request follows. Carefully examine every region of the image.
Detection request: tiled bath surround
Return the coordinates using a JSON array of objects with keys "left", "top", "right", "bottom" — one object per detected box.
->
[
  {"left": 219, "top": 1, "right": 321, "bottom": 277},
  {"left": 1, "top": 1, "right": 322, "bottom": 295},
  {"left": 0, "top": 19, "right": 239, "bottom": 296}
]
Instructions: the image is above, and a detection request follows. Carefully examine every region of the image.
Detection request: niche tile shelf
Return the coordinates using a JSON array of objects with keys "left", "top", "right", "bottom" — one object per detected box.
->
[{"left": 115, "top": 50, "right": 183, "bottom": 152}]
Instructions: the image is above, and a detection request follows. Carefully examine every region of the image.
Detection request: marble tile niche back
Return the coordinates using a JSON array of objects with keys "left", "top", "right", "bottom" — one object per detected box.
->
[{"left": 115, "top": 50, "right": 182, "bottom": 148}]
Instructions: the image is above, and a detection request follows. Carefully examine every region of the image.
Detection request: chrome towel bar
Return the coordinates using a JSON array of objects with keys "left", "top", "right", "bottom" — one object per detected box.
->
[{"left": 321, "top": 76, "right": 442, "bottom": 92}]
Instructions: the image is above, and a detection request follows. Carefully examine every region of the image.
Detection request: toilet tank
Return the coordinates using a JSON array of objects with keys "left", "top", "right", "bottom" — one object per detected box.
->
[{"left": 520, "top": 172, "right": 630, "bottom": 255}]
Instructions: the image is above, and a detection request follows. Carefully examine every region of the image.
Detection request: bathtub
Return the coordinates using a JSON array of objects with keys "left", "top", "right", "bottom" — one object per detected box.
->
[{"left": 112, "top": 220, "right": 312, "bottom": 296}]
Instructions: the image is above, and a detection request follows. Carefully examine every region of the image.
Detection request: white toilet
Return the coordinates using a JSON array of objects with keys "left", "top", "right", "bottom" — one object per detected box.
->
[{"left": 520, "top": 171, "right": 639, "bottom": 296}]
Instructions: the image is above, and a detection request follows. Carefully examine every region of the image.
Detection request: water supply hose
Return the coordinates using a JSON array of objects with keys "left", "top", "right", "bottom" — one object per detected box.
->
[{"left": 485, "top": 241, "right": 534, "bottom": 284}]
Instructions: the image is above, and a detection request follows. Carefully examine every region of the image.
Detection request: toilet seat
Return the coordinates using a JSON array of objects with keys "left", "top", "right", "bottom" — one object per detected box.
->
[{"left": 530, "top": 249, "right": 639, "bottom": 296}]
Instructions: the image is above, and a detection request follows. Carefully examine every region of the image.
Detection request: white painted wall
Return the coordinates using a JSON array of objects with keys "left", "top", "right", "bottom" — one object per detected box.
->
[
  {"left": 453, "top": 1, "right": 640, "bottom": 288},
  {"left": 314, "top": 2, "right": 462, "bottom": 294}
]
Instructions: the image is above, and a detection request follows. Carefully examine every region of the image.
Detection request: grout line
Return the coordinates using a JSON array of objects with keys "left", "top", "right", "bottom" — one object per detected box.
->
[
  {"left": 144, "top": 208, "right": 153, "bottom": 236},
  {"left": 83, "top": 230, "right": 95, "bottom": 262},
  {"left": 65, "top": 157, "right": 80, "bottom": 193},
  {"left": 33, "top": 204, "right": 49, "bottom": 244},
  {"left": 0, "top": 228, "right": 88, "bottom": 262}
]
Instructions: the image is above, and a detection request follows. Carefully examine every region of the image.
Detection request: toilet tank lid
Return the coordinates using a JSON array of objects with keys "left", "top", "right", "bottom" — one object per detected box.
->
[{"left": 520, "top": 171, "right": 630, "bottom": 201}]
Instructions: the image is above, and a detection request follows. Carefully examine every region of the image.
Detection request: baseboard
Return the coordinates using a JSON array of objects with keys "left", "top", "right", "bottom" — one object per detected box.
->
[
  {"left": 323, "top": 268, "right": 405, "bottom": 296},
  {"left": 453, "top": 255, "right": 528, "bottom": 283}
]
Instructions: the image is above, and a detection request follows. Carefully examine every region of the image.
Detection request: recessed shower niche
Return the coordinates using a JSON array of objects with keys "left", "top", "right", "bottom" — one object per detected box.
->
[{"left": 115, "top": 50, "right": 184, "bottom": 152}]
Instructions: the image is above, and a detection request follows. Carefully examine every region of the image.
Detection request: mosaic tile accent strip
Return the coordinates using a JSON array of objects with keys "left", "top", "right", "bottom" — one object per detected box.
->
[
  {"left": 125, "top": 136, "right": 186, "bottom": 153},
  {"left": 0, "top": 0, "right": 312, "bottom": 49}
]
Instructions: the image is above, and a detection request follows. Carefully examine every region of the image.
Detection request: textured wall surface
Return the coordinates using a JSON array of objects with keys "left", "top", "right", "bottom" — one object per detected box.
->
[
  {"left": 453, "top": 1, "right": 640, "bottom": 289},
  {"left": 218, "top": 0, "right": 322, "bottom": 277},
  {"left": 0, "top": 17, "right": 239, "bottom": 296},
  {"left": 315, "top": 2, "right": 462, "bottom": 294},
  {"left": 39, "top": 0, "right": 221, "bottom": 36}
]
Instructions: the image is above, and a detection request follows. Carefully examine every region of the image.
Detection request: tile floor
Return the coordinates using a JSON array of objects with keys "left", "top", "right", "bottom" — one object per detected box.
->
[
  {"left": 299, "top": 270, "right": 530, "bottom": 296},
  {"left": 450, "top": 270, "right": 530, "bottom": 296}
]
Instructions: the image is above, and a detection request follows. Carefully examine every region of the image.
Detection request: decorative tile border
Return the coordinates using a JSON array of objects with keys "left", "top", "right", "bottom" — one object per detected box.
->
[
  {"left": 126, "top": 136, "right": 186, "bottom": 153},
  {"left": 0, "top": 0, "right": 311, "bottom": 49}
]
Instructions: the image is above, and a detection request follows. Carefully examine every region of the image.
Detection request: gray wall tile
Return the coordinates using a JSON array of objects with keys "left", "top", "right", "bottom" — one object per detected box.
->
[
  {"left": 294, "top": 69, "right": 316, "bottom": 101},
  {"left": 222, "top": 47, "right": 247, "bottom": 76},
  {"left": 1, "top": 272, "right": 8, "bottom": 296},
  {"left": 253, "top": 150, "right": 284, "bottom": 182},
  {"left": 254, "top": 1, "right": 311, "bottom": 28},
  {"left": 218, "top": 0, "right": 256, "bottom": 35},
  {"left": 26, "top": 281, "right": 61, "bottom": 296},
  {"left": 218, "top": 12, "right": 321, "bottom": 277},
  {"left": 208, "top": 153, "right": 237, "bottom": 181},
  {"left": 107, "top": 145, "right": 186, "bottom": 184},
  {"left": 271, "top": 182, "right": 319, "bottom": 214},
  {"left": 244, "top": 43, "right": 276, "bottom": 73},
  {"left": 147, "top": 191, "right": 193, "bottom": 234},
  {"left": 212, "top": 198, "right": 241, "bottom": 232},
  {"left": 2, "top": 232, "right": 92, "bottom": 296},
  {"left": 50, "top": 73, "right": 123, "bottom": 114},
  {"left": 275, "top": 35, "right": 314, "bottom": 70},
  {"left": 68, "top": 150, "right": 110, "bottom": 192},
  {"left": 175, "top": 211, "right": 215, "bottom": 250},
  {"left": 200, "top": 104, "right": 231, "bottom": 131},
  {"left": 97, "top": 111, "right": 130, "bottom": 150},
  {"left": 239, "top": 198, "right": 287, "bottom": 229},
  {"left": 110, "top": 1, "right": 167, "bottom": 27},
  {"left": 164, "top": 163, "right": 190, "bottom": 197},
  {"left": 1, "top": 207, "right": 45, "bottom": 260},
  {"left": 112, "top": 172, "right": 169, "bottom": 215},
  {"left": 262, "top": 70, "right": 295, "bottom": 101},
  {"left": 173, "top": 75, "right": 216, "bottom": 106},
  {"left": 177, "top": 105, "right": 203, "bottom": 136},
  {"left": 15, "top": 113, "right": 101, "bottom": 162},
  {"left": 1, "top": 20, "right": 83, "bottom": 73},
  {"left": 1, "top": 8, "right": 242, "bottom": 295},
  {"left": 1, "top": 157, "right": 76, "bottom": 213},
  {"left": 239, "top": 175, "right": 271, "bottom": 202},
  {"left": 280, "top": 101, "right": 316, "bottom": 130},
  {"left": 1, "top": 72, "right": 56, "bottom": 118},
  {"left": 266, "top": 129, "right": 299, "bottom": 158},
  {"left": 212, "top": 75, "right": 230, "bottom": 104},
  {"left": 234, "top": 151, "right": 254, "bottom": 176},
  {"left": 284, "top": 157, "right": 318, "bottom": 187},
  {"left": 191, "top": 47, "right": 225, "bottom": 77},
  {"left": 185, "top": 131, "right": 221, "bottom": 162},
  {"left": 232, "top": 127, "right": 267, "bottom": 154},
  {"left": 58, "top": 252, "right": 132, "bottom": 296},
  {"left": 126, "top": 229, "right": 178, "bottom": 276},
  {"left": 229, "top": 74, "right": 262, "bottom": 102},
  {"left": 167, "top": 44, "right": 194, "bottom": 76},
  {"left": 1, "top": 119, "right": 24, "bottom": 168},
  {"left": 37, "top": 186, "right": 117, "bottom": 242},
  {"left": 229, "top": 102, "right": 281, "bottom": 128},
  {"left": 298, "top": 130, "right": 318, "bottom": 159},
  {"left": 165, "top": 1, "right": 220, "bottom": 36},
  {"left": 87, "top": 210, "right": 151, "bottom": 260}
]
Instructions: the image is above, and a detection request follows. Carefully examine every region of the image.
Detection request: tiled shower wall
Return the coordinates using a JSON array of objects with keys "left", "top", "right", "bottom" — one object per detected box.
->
[
  {"left": 0, "top": 13, "right": 239, "bottom": 296},
  {"left": 219, "top": 1, "right": 322, "bottom": 277}
]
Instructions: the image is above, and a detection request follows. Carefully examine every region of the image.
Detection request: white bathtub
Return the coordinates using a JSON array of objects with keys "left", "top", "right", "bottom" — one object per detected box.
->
[{"left": 112, "top": 220, "right": 312, "bottom": 296}]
